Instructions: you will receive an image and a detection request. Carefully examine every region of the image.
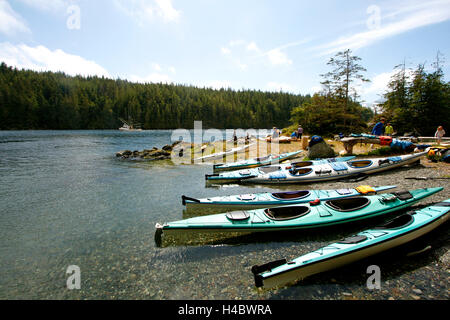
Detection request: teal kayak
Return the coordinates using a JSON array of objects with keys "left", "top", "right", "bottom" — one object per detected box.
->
[
  {"left": 155, "top": 187, "right": 442, "bottom": 245},
  {"left": 206, "top": 156, "right": 356, "bottom": 183},
  {"left": 182, "top": 185, "right": 396, "bottom": 211},
  {"left": 212, "top": 150, "right": 303, "bottom": 172},
  {"left": 252, "top": 198, "right": 450, "bottom": 289}
]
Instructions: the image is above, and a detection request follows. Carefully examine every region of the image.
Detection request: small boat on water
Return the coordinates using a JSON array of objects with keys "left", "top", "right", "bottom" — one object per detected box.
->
[
  {"left": 155, "top": 187, "right": 442, "bottom": 245},
  {"left": 252, "top": 198, "right": 450, "bottom": 289},
  {"left": 206, "top": 151, "right": 427, "bottom": 184},
  {"left": 182, "top": 185, "right": 396, "bottom": 211},
  {"left": 118, "top": 117, "right": 142, "bottom": 131},
  {"left": 193, "top": 143, "right": 255, "bottom": 162},
  {"left": 206, "top": 156, "right": 356, "bottom": 183},
  {"left": 212, "top": 150, "right": 303, "bottom": 172}
]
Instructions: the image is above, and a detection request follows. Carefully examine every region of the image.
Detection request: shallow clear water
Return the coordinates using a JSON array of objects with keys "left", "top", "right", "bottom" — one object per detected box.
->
[{"left": 0, "top": 130, "right": 448, "bottom": 300}]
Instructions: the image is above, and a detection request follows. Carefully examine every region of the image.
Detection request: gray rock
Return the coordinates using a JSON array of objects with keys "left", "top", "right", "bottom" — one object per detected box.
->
[{"left": 308, "top": 141, "right": 335, "bottom": 159}]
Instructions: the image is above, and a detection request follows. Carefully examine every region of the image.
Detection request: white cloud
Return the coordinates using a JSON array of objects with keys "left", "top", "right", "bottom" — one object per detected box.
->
[
  {"left": 316, "top": 0, "right": 450, "bottom": 55},
  {"left": 0, "top": 42, "right": 110, "bottom": 77},
  {"left": 246, "top": 41, "right": 260, "bottom": 53},
  {"left": 154, "top": 0, "right": 180, "bottom": 22},
  {"left": 114, "top": 0, "right": 181, "bottom": 25},
  {"left": 220, "top": 47, "right": 231, "bottom": 55},
  {"left": 265, "top": 48, "right": 292, "bottom": 66},
  {"left": 0, "top": 0, "right": 30, "bottom": 36},
  {"left": 152, "top": 63, "right": 162, "bottom": 72},
  {"left": 221, "top": 40, "right": 295, "bottom": 69},
  {"left": 361, "top": 68, "right": 415, "bottom": 99},
  {"left": 128, "top": 63, "right": 176, "bottom": 83}
]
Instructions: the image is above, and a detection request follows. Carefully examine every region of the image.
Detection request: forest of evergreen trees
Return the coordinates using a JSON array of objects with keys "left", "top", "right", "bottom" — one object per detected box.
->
[
  {"left": 1, "top": 50, "right": 448, "bottom": 136},
  {"left": 0, "top": 62, "right": 311, "bottom": 130}
]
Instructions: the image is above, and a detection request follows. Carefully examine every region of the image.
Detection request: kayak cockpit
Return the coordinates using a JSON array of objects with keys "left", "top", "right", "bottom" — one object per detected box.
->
[
  {"left": 271, "top": 190, "right": 310, "bottom": 200},
  {"left": 373, "top": 214, "right": 414, "bottom": 230},
  {"left": 347, "top": 160, "right": 373, "bottom": 168},
  {"left": 291, "top": 161, "right": 314, "bottom": 168},
  {"left": 289, "top": 167, "right": 313, "bottom": 176},
  {"left": 264, "top": 206, "right": 310, "bottom": 221},
  {"left": 326, "top": 197, "right": 371, "bottom": 212}
]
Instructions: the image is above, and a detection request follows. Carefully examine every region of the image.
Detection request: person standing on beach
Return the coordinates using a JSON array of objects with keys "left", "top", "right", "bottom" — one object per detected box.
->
[
  {"left": 272, "top": 127, "right": 279, "bottom": 139},
  {"left": 297, "top": 125, "right": 303, "bottom": 140},
  {"left": 385, "top": 123, "right": 394, "bottom": 136},
  {"left": 435, "top": 126, "right": 445, "bottom": 145},
  {"left": 371, "top": 118, "right": 385, "bottom": 136}
]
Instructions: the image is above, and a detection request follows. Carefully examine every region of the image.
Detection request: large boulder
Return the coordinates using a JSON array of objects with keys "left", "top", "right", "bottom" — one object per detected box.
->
[{"left": 308, "top": 141, "right": 335, "bottom": 159}]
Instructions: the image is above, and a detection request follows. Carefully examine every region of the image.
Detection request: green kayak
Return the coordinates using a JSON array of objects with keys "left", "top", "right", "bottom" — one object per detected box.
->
[
  {"left": 252, "top": 198, "right": 450, "bottom": 289},
  {"left": 155, "top": 187, "right": 442, "bottom": 245}
]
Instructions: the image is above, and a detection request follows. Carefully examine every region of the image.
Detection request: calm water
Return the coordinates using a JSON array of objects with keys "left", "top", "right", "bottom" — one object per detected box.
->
[{"left": 0, "top": 130, "right": 448, "bottom": 300}]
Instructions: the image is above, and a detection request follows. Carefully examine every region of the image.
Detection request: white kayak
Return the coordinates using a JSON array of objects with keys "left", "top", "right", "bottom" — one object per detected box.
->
[
  {"left": 212, "top": 150, "right": 303, "bottom": 172},
  {"left": 206, "top": 156, "right": 356, "bottom": 183},
  {"left": 193, "top": 143, "right": 255, "bottom": 162},
  {"left": 211, "top": 151, "right": 427, "bottom": 184}
]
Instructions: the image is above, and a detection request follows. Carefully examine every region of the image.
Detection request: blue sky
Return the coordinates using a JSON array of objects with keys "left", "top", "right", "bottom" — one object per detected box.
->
[{"left": 1, "top": 0, "right": 449, "bottom": 108}]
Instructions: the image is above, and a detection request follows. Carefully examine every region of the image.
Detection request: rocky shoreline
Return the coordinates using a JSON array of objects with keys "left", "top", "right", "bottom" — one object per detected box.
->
[{"left": 115, "top": 141, "right": 181, "bottom": 161}]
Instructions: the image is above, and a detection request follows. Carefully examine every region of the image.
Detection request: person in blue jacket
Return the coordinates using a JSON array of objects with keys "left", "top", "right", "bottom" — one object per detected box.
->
[{"left": 371, "top": 118, "right": 385, "bottom": 136}]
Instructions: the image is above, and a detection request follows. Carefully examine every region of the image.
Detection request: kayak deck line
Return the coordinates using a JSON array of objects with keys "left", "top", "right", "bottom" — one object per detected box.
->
[{"left": 252, "top": 199, "right": 450, "bottom": 289}]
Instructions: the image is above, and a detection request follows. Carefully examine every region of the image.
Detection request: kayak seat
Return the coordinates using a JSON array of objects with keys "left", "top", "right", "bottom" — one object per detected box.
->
[
  {"left": 264, "top": 206, "right": 310, "bottom": 221},
  {"left": 226, "top": 211, "right": 250, "bottom": 221},
  {"left": 393, "top": 190, "right": 413, "bottom": 200},
  {"left": 373, "top": 214, "right": 414, "bottom": 230},
  {"left": 259, "top": 166, "right": 281, "bottom": 174},
  {"left": 326, "top": 197, "right": 371, "bottom": 212},
  {"left": 347, "top": 160, "right": 373, "bottom": 168},
  {"left": 291, "top": 161, "right": 314, "bottom": 168},
  {"left": 338, "top": 235, "right": 368, "bottom": 244},
  {"left": 289, "top": 168, "right": 313, "bottom": 176},
  {"left": 271, "top": 190, "right": 310, "bottom": 200}
]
